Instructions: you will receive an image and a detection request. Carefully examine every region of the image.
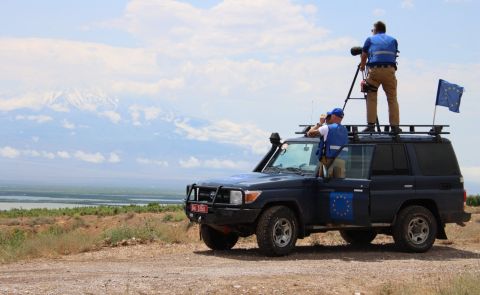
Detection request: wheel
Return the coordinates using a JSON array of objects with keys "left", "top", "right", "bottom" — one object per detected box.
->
[
  {"left": 393, "top": 206, "right": 437, "bottom": 253},
  {"left": 200, "top": 224, "right": 239, "bottom": 250},
  {"left": 256, "top": 206, "right": 298, "bottom": 256},
  {"left": 340, "top": 229, "right": 377, "bottom": 245}
]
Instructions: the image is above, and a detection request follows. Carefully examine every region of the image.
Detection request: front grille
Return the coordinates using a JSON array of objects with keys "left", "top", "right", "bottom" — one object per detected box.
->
[{"left": 196, "top": 188, "right": 229, "bottom": 203}]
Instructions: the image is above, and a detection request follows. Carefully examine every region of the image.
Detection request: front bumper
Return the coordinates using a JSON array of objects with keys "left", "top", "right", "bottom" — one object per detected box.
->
[
  {"left": 186, "top": 206, "right": 261, "bottom": 225},
  {"left": 185, "top": 183, "right": 261, "bottom": 225}
]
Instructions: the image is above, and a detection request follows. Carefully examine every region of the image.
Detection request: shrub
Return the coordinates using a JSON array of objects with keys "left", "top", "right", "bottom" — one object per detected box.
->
[
  {"left": 466, "top": 195, "right": 480, "bottom": 207},
  {"left": 0, "top": 204, "right": 183, "bottom": 219}
]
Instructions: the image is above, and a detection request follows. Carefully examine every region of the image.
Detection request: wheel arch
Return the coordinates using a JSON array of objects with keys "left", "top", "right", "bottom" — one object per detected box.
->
[
  {"left": 258, "top": 201, "right": 306, "bottom": 238},
  {"left": 394, "top": 199, "right": 447, "bottom": 239}
]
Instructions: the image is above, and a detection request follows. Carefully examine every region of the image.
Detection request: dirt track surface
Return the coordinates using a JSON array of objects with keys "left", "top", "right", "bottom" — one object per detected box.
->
[{"left": 1, "top": 237, "right": 480, "bottom": 295}]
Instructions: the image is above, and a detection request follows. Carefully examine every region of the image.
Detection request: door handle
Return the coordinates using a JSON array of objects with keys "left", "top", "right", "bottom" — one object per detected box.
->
[
  {"left": 354, "top": 189, "right": 363, "bottom": 193},
  {"left": 404, "top": 184, "right": 414, "bottom": 189}
]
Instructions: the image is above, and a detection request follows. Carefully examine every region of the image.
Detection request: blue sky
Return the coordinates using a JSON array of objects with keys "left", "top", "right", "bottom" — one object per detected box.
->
[{"left": 0, "top": 0, "right": 479, "bottom": 192}]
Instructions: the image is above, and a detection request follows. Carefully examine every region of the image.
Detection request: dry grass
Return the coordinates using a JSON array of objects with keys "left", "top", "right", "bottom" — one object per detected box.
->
[
  {"left": 0, "top": 211, "right": 193, "bottom": 263},
  {"left": 374, "top": 272, "right": 480, "bottom": 295}
]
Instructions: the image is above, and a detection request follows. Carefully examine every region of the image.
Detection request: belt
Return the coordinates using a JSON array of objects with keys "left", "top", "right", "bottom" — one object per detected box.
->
[{"left": 368, "top": 64, "right": 395, "bottom": 68}]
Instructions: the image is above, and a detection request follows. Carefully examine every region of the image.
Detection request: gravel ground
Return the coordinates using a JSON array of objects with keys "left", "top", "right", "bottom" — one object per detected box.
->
[{"left": 1, "top": 237, "right": 479, "bottom": 295}]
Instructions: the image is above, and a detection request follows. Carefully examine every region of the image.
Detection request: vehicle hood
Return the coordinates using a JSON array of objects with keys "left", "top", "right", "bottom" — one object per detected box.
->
[{"left": 197, "top": 172, "right": 310, "bottom": 190}]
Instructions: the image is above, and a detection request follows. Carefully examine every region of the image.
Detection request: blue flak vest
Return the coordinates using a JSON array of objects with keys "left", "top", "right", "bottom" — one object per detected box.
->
[
  {"left": 366, "top": 33, "right": 397, "bottom": 65},
  {"left": 324, "top": 123, "right": 348, "bottom": 159}
]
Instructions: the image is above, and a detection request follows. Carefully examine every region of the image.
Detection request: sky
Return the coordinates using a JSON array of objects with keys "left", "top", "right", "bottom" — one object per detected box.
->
[{"left": 0, "top": 0, "right": 479, "bottom": 193}]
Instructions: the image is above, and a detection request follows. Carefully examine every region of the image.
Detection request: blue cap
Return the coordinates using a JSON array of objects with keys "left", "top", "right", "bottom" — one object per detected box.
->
[{"left": 327, "top": 107, "right": 344, "bottom": 118}]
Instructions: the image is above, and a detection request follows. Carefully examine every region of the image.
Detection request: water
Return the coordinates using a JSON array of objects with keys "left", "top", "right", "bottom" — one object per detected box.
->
[{"left": 0, "top": 186, "right": 185, "bottom": 210}]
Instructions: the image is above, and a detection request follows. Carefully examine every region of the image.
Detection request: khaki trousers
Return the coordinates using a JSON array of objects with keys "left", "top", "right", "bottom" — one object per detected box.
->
[{"left": 366, "top": 67, "right": 400, "bottom": 126}]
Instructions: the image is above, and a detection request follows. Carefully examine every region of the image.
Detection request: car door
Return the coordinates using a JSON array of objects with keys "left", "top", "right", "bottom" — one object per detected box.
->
[
  {"left": 369, "top": 143, "right": 415, "bottom": 223},
  {"left": 316, "top": 144, "right": 374, "bottom": 226}
]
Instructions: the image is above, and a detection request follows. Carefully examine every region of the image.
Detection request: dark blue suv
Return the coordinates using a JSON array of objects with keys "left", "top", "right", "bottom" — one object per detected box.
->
[{"left": 185, "top": 125, "right": 471, "bottom": 256}]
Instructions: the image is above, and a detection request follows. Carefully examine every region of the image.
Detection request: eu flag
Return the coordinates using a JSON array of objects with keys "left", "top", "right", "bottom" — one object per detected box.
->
[
  {"left": 330, "top": 192, "right": 353, "bottom": 221},
  {"left": 435, "top": 79, "right": 464, "bottom": 113}
]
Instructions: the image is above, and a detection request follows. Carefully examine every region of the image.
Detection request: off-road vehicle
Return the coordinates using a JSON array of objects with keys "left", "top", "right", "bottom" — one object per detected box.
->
[{"left": 184, "top": 125, "right": 471, "bottom": 256}]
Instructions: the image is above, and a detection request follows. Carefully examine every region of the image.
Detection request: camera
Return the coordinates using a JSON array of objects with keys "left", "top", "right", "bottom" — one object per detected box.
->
[{"left": 350, "top": 46, "right": 363, "bottom": 56}]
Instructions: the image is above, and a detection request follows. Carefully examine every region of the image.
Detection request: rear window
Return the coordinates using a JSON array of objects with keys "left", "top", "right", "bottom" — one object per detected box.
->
[
  {"left": 371, "top": 144, "right": 410, "bottom": 175},
  {"left": 413, "top": 143, "right": 460, "bottom": 176}
]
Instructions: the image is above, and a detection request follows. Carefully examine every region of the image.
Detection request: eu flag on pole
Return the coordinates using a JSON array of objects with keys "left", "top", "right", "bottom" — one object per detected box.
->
[{"left": 435, "top": 79, "right": 464, "bottom": 113}]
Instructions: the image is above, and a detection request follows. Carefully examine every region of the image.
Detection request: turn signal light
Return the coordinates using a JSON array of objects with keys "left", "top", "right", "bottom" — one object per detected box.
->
[{"left": 245, "top": 190, "right": 262, "bottom": 203}]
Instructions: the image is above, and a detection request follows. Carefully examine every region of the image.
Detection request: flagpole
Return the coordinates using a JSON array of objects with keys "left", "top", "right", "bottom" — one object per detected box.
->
[{"left": 432, "top": 105, "right": 437, "bottom": 127}]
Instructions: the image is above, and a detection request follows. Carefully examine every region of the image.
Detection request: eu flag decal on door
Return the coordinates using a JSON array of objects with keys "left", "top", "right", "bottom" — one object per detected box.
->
[{"left": 330, "top": 192, "right": 354, "bottom": 221}]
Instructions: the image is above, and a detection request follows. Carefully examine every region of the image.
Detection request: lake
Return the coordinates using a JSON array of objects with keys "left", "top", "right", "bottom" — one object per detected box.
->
[{"left": 0, "top": 186, "right": 185, "bottom": 210}]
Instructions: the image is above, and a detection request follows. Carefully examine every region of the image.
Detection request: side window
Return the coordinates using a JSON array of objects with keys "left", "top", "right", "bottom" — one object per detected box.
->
[
  {"left": 371, "top": 144, "right": 410, "bottom": 175},
  {"left": 328, "top": 145, "right": 374, "bottom": 179},
  {"left": 414, "top": 143, "right": 460, "bottom": 176}
]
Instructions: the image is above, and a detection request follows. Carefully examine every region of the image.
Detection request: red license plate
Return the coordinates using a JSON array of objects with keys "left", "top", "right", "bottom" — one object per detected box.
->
[{"left": 191, "top": 204, "right": 208, "bottom": 214}]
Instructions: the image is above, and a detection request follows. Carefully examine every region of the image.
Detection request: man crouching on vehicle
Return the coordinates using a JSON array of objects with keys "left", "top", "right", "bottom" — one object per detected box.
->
[{"left": 307, "top": 108, "right": 348, "bottom": 177}]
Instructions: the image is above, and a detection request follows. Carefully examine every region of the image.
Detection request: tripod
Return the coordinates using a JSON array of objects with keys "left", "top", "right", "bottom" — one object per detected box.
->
[{"left": 342, "top": 64, "right": 381, "bottom": 132}]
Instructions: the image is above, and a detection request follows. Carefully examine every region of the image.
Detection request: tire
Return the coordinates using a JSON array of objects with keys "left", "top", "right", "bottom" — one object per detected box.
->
[
  {"left": 200, "top": 224, "right": 239, "bottom": 250},
  {"left": 340, "top": 229, "right": 377, "bottom": 245},
  {"left": 393, "top": 205, "right": 437, "bottom": 253},
  {"left": 256, "top": 206, "right": 298, "bottom": 256}
]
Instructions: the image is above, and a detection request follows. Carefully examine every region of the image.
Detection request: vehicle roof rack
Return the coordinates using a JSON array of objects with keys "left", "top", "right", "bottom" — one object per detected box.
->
[{"left": 296, "top": 124, "right": 449, "bottom": 142}]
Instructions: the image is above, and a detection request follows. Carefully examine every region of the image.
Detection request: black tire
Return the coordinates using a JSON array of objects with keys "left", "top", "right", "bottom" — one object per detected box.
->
[
  {"left": 340, "top": 229, "right": 377, "bottom": 245},
  {"left": 200, "top": 224, "right": 239, "bottom": 250},
  {"left": 256, "top": 206, "right": 298, "bottom": 256},
  {"left": 393, "top": 206, "right": 437, "bottom": 253}
]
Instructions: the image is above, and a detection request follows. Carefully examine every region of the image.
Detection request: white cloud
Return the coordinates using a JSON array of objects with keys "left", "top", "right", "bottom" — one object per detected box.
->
[
  {"left": 178, "top": 156, "right": 250, "bottom": 170},
  {"left": 373, "top": 8, "right": 386, "bottom": 16},
  {"left": 204, "top": 158, "right": 251, "bottom": 170},
  {"left": 136, "top": 157, "right": 169, "bottom": 167},
  {"left": 100, "top": 110, "right": 122, "bottom": 124},
  {"left": 111, "top": 78, "right": 185, "bottom": 95},
  {"left": 0, "top": 146, "right": 20, "bottom": 158},
  {"left": 129, "top": 105, "right": 163, "bottom": 126},
  {"left": 179, "top": 156, "right": 201, "bottom": 168},
  {"left": 57, "top": 151, "right": 71, "bottom": 159},
  {"left": 401, "top": 0, "right": 414, "bottom": 8},
  {"left": 22, "top": 149, "right": 56, "bottom": 159},
  {"left": 174, "top": 119, "right": 270, "bottom": 154},
  {"left": 108, "top": 152, "right": 121, "bottom": 163},
  {"left": 15, "top": 114, "right": 53, "bottom": 123},
  {"left": 74, "top": 150, "right": 105, "bottom": 164},
  {"left": 111, "top": 0, "right": 338, "bottom": 59},
  {"left": 62, "top": 119, "right": 76, "bottom": 130}
]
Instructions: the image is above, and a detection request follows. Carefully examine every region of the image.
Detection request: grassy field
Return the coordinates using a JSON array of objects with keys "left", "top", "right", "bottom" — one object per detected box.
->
[{"left": 0, "top": 204, "right": 189, "bottom": 263}]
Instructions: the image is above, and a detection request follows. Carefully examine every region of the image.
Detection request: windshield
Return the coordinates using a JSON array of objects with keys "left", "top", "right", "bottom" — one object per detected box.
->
[{"left": 264, "top": 142, "right": 318, "bottom": 174}]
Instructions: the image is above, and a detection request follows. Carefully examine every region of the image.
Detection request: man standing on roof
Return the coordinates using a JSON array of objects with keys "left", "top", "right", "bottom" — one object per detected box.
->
[
  {"left": 307, "top": 108, "right": 348, "bottom": 174},
  {"left": 360, "top": 21, "right": 401, "bottom": 133}
]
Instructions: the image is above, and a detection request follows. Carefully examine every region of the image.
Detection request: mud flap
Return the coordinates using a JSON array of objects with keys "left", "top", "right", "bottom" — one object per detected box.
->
[{"left": 436, "top": 223, "right": 448, "bottom": 240}]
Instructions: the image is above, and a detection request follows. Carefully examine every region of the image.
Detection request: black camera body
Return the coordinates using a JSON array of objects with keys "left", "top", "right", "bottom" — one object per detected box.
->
[{"left": 350, "top": 46, "right": 363, "bottom": 56}]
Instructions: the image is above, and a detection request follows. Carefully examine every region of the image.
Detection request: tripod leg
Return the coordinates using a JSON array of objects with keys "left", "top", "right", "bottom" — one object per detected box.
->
[{"left": 343, "top": 64, "right": 361, "bottom": 111}]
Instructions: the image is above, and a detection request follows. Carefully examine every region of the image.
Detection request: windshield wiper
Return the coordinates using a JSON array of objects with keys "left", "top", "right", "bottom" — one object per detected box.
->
[
  {"left": 263, "top": 166, "right": 283, "bottom": 173},
  {"left": 284, "top": 167, "right": 304, "bottom": 175}
]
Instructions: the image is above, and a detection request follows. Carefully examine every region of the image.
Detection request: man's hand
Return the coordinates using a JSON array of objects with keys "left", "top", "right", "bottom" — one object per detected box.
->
[{"left": 360, "top": 64, "right": 366, "bottom": 71}]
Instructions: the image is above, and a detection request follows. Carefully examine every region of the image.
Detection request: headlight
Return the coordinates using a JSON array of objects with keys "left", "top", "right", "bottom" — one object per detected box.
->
[
  {"left": 229, "top": 191, "right": 242, "bottom": 205},
  {"left": 229, "top": 190, "right": 262, "bottom": 205}
]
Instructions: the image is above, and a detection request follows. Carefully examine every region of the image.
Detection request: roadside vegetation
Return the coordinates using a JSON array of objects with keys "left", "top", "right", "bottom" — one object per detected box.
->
[
  {"left": 466, "top": 194, "right": 480, "bottom": 206},
  {"left": 376, "top": 272, "right": 480, "bottom": 295},
  {"left": 0, "top": 204, "right": 190, "bottom": 263},
  {"left": 0, "top": 203, "right": 183, "bottom": 218}
]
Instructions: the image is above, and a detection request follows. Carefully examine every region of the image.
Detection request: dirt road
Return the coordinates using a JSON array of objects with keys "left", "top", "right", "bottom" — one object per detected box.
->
[{"left": 1, "top": 235, "right": 479, "bottom": 295}]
